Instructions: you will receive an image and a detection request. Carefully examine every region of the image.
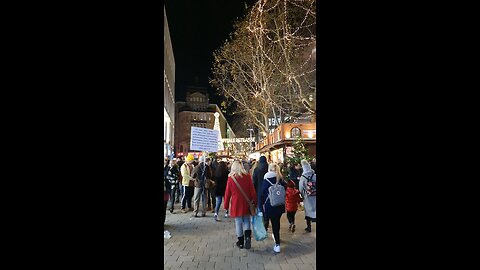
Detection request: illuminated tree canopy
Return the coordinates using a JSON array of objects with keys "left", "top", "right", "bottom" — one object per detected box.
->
[{"left": 210, "top": 0, "right": 316, "bottom": 134}]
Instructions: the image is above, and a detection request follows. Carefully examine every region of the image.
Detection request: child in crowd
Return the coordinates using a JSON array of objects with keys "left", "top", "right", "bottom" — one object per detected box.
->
[{"left": 285, "top": 179, "right": 302, "bottom": 232}]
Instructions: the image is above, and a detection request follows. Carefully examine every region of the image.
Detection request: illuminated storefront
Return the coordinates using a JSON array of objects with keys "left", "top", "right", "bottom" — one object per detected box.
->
[{"left": 255, "top": 122, "right": 317, "bottom": 163}]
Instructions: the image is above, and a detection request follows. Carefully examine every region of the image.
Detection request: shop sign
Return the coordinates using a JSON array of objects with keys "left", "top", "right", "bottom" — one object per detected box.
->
[{"left": 222, "top": 137, "right": 255, "bottom": 143}]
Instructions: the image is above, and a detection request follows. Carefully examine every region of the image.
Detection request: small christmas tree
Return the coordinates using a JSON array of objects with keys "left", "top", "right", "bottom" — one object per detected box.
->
[{"left": 286, "top": 136, "right": 312, "bottom": 166}]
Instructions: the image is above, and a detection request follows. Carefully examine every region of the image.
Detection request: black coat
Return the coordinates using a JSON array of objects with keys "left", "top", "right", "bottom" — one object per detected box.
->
[
  {"left": 289, "top": 167, "right": 300, "bottom": 180},
  {"left": 253, "top": 156, "right": 269, "bottom": 202},
  {"left": 214, "top": 172, "right": 228, "bottom": 197}
]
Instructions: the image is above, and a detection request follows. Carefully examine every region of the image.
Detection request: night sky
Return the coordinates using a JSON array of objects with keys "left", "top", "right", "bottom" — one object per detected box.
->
[{"left": 165, "top": 0, "right": 256, "bottom": 122}]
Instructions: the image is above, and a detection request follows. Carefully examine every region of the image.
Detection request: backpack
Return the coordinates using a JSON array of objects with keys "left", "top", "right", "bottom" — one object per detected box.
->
[
  {"left": 265, "top": 179, "right": 286, "bottom": 207},
  {"left": 302, "top": 174, "right": 316, "bottom": 197}
]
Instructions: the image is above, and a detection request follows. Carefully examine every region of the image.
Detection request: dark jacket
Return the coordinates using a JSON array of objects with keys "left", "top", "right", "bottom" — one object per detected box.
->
[
  {"left": 260, "top": 172, "right": 286, "bottom": 218},
  {"left": 214, "top": 170, "right": 228, "bottom": 197},
  {"left": 288, "top": 167, "right": 300, "bottom": 181},
  {"left": 253, "top": 156, "right": 268, "bottom": 202},
  {"left": 191, "top": 162, "right": 212, "bottom": 188}
]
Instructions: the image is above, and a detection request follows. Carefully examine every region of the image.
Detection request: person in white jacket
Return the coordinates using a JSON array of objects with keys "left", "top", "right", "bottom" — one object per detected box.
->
[{"left": 299, "top": 159, "right": 316, "bottom": 232}]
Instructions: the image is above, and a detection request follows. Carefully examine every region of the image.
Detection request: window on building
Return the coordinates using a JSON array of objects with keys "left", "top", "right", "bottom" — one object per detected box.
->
[{"left": 291, "top": 127, "right": 301, "bottom": 138}]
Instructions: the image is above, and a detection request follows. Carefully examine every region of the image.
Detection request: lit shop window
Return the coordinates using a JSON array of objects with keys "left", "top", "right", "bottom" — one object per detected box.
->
[{"left": 291, "top": 127, "right": 301, "bottom": 138}]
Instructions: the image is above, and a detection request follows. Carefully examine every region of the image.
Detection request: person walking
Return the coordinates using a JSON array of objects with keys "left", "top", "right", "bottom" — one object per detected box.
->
[
  {"left": 180, "top": 154, "right": 195, "bottom": 213},
  {"left": 166, "top": 159, "right": 180, "bottom": 213},
  {"left": 163, "top": 159, "right": 171, "bottom": 226},
  {"left": 191, "top": 156, "right": 211, "bottom": 217},
  {"left": 252, "top": 156, "right": 269, "bottom": 227},
  {"left": 224, "top": 160, "right": 257, "bottom": 249},
  {"left": 289, "top": 163, "right": 302, "bottom": 189},
  {"left": 285, "top": 179, "right": 302, "bottom": 232},
  {"left": 260, "top": 163, "right": 287, "bottom": 253},
  {"left": 249, "top": 160, "right": 257, "bottom": 177},
  {"left": 299, "top": 159, "right": 316, "bottom": 232},
  {"left": 176, "top": 157, "right": 184, "bottom": 203},
  {"left": 213, "top": 161, "right": 228, "bottom": 221},
  {"left": 206, "top": 158, "right": 215, "bottom": 212},
  {"left": 310, "top": 158, "right": 316, "bottom": 173}
]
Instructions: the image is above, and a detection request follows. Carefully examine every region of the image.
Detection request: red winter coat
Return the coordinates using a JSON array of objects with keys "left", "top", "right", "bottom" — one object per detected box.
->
[
  {"left": 285, "top": 186, "right": 302, "bottom": 212},
  {"left": 224, "top": 173, "right": 257, "bottom": 218}
]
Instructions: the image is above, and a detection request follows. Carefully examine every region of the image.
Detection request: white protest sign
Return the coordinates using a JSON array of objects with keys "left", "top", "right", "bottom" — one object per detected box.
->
[{"left": 190, "top": 127, "right": 219, "bottom": 152}]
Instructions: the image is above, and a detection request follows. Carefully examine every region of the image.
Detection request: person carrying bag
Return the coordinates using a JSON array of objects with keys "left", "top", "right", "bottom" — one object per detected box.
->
[{"left": 223, "top": 161, "right": 257, "bottom": 249}]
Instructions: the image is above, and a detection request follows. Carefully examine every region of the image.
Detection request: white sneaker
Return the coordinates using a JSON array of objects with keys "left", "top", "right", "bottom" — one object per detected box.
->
[
  {"left": 224, "top": 212, "right": 228, "bottom": 218},
  {"left": 273, "top": 244, "right": 280, "bottom": 253}
]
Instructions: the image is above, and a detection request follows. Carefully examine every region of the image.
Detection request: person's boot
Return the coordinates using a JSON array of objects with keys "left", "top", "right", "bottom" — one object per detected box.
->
[
  {"left": 236, "top": 236, "right": 244, "bottom": 249},
  {"left": 305, "top": 219, "right": 312, "bottom": 232},
  {"left": 244, "top": 230, "right": 252, "bottom": 249}
]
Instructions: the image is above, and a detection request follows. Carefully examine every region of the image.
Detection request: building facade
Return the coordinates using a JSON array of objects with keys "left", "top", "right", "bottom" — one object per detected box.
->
[
  {"left": 174, "top": 88, "right": 236, "bottom": 158},
  {"left": 164, "top": 6, "right": 175, "bottom": 158},
  {"left": 255, "top": 121, "right": 316, "bottom": 163}
]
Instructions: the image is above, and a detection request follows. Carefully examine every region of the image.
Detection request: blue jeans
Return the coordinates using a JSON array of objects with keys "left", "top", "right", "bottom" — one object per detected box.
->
[
  {"left": 215, "top": 196, "right": 223, "bottom": 215},
  {"left": 235, "top": 216, "right": 252, "bottom": 237}
]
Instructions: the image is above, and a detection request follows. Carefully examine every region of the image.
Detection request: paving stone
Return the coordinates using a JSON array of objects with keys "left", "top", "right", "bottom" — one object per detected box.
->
[
  {"left": 209, "top": 256, "right": 225, "bottom": 263},
  {"left": 264, "top": 263, "right": 282, "bottom": 269},
  {"left": 193, "top": 255, "right": 210, "bottom": 262},
  {"left": 180, "top": 261, "right": 199, "bottom": 268},
  {"left": 295, "top": 263, "right": 315, "bottom": 270},
  {"left": 280, "top": 263, "right": 299, "bottom": 270},
  {"left": 285, "top": 257, "right": 304, "bottom": 264},
  {"left": 224, "top": 256, "right": 241, "bottom": 263},
  {"left": 177, "top": 255, "right": 194, "bottom": 262},
  {"left": 197, "top": 261, "right": 215, "bottom": 269},
  {"left": 164, "top": 255, "right": 179, "bottom": 263},
  {"left": 164, "top": 261, "right": 182, "bottom": 268},
  {"left": 247, "top": 262, "right": 265, "bottom": 270},
  {"left": 214, "top": 262, "right": 232, "bottom": 269},
  {"left": 163, "top": 249, "right": 175, "bottom": 256},
  {"left": 231, "top": 261, "right": 247, "bottom": 269},
  {"left": 172, "top": 250, "right": 189, "bottom": 257}
]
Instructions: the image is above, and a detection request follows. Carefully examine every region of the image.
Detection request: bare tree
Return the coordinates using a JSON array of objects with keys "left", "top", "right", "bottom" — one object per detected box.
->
[{"left": 210, "top": 0, "right": 316, "bottom": 137}]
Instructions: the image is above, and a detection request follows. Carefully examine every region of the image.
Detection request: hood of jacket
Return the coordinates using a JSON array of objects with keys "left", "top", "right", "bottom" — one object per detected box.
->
[
  {"left": 259, "top": 156, "right": 267, "bottom": 164},
  {"left": 264, "top": 171, "right": 277, "bottom": 180}
]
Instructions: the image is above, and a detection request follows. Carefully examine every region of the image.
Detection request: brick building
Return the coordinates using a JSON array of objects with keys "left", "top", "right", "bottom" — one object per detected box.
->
[{"left": 174, "top": 87, "right": 236, "bottom": 157}]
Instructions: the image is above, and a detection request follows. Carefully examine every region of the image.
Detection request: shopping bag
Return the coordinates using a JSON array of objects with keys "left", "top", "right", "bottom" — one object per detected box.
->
[{"left": 252, "top": 213, "right": 267, "bottom": 241}]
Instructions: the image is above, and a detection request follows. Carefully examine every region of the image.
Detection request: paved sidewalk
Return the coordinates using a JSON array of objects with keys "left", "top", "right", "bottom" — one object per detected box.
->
[{"left": 164, "top": 201, "right": 317, "bottom": 270}]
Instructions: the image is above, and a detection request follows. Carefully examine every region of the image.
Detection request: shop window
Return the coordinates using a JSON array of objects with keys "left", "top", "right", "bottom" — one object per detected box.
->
[{"left": 291, "top": 127, "right": 301, "bottom": 138}]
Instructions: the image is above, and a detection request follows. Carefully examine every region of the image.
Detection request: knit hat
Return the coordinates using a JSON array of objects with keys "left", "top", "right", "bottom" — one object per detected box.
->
[{"left": 186, "top": 154, "right": 194, "bottom": 162}]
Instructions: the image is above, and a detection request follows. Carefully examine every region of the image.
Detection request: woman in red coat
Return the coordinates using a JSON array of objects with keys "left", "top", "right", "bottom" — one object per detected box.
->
[{"left": 224, "top": 160, "right": 257, "bottom": 249}]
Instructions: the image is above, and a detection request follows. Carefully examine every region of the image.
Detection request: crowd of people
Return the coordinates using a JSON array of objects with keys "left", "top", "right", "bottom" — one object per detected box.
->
[{"left": 163, "top": 154, "right": 317, "bottom": 253}]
